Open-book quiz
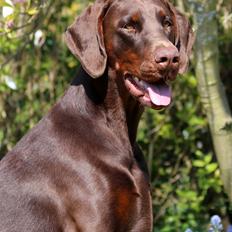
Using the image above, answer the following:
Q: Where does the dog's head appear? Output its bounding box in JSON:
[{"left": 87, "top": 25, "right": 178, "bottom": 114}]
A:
[{"left": 65, "top": 0, "right": 194, "bottom": 109}]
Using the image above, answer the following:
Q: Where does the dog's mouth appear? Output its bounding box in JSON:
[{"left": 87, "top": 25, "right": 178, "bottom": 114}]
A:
[{"left": 124, "top": 73, "right": 172, "bottom": 109}]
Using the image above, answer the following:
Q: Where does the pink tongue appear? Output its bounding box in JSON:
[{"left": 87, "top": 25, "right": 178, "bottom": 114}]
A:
[{"left": 146, "top": 83, "right": 171, "bottom": 106}]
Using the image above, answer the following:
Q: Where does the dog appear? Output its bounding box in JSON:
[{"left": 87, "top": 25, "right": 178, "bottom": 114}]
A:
[{"left": 0, "top": 0, "right": 194, "bottom": 231}]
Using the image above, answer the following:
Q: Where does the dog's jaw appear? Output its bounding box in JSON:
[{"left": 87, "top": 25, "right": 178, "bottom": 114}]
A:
[{"left": 124, "top": 73, "right": 172, "bottom": 110}]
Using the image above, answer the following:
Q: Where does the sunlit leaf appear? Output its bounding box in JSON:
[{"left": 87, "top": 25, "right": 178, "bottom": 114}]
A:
[
  {"left": 27, "top": 7, "right": 38, "bottom": 15},
  {"left": 206, "top": 163, "right": 218, "bottom": 174},
  {"left": 193, "top": 160, "right": 205, "bottom": 168}
]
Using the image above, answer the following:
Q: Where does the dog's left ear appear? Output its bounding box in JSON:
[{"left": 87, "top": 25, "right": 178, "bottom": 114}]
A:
[
  {"left": 65, "top": 0, "right": 111, "bottom": 78},
  {"left": 163, "top": 0, "right": 194, "bottom": 74},
  {"left": 175, "top": 11, "right": 195, "bottom": 74}
]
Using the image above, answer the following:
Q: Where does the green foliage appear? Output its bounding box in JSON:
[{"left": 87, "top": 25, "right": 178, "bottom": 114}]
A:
[
  {"left": 1, "top": 0, "right": 232, "bottom": 231},
  {"left": 0, "top": 0, "right": 83, "bottom": 154},
  {"left": 138, "top": 73, "right": 226, "bottom": 231}
]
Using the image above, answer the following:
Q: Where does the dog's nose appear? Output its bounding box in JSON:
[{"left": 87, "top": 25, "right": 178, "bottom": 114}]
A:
[{"left": 155, "top": 47, "right": 179, "bottom": 69}]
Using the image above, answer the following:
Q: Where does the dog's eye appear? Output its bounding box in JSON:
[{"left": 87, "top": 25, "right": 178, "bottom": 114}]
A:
[{"left": 163, "top": 16, "right": 173, "bottom": 28}]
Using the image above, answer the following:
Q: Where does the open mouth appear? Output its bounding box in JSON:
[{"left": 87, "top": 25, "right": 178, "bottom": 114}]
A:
[{"left": 124, "top": 73, "right": 172, "bottom": 109}]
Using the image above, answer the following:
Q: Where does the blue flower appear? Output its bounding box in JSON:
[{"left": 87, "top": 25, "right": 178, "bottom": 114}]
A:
[
  {"left": 211, "top": 215, "right": 222, "bottom": 226},
  {"left": 185, "top": 229, "right": 193, "bottom": 232},
  {"left": 209, "top": 215, "right": 223, "bottom": 232}
]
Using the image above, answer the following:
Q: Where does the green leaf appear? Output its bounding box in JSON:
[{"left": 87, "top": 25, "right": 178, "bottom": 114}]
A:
[
  {"left": 204, "top": 154, "right": 212, "bottom": 164},
  {"left": 206, "top": 163, "right": 218, "bottom": 174},
  {"left": 0, "top": 1, "right": 13, "bottom": 7},
  {"left": 27, "top": 7, "right": 38, "bottom": 15},
  {"left": 195, "top": 150, "right": 204, "bottom": 157},
  {"left": 193, "top": 160, "right": 205, "bottom": 168}
]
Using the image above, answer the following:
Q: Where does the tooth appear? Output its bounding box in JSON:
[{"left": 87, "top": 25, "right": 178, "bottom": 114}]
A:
[
  {"left": 140, "top": 80, "right": 149, "bottom": 88},
  {"left": 134, "top": 77, "right": 139, "bottom": 82}
]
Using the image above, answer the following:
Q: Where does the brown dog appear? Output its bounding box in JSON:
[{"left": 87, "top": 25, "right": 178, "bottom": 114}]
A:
[{"left": 0, "top": 0, "right": 194, "bottom": 231}]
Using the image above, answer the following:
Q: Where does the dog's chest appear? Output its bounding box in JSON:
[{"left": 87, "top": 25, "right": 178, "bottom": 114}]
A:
[{"left": 62, "top": 157, "right": 152, "bottom": 232}]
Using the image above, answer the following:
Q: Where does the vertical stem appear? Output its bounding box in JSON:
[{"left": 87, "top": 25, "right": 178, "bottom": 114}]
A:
[{"left": 189, "top": 0, "right": 232, "bottom": 200}]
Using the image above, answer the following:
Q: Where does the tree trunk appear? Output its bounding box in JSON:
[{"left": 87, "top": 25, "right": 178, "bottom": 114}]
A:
[{"left": 190, "top": 0, "right": 232, "bottom": 200}]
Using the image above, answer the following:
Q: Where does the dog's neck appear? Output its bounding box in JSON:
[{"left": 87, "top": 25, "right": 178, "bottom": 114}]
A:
[
  {"left": 103, "top": 68, "right": 144, "bottom": 145},
  {"left": 70, "top": 66, "right": 144, "bottom": 145}
]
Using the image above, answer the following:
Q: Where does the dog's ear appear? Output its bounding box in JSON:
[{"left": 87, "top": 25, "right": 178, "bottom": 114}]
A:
[
  {"left": 65, "top": 1, "right": 110, "bottom": 78},
  {"left": 163, "top": 1, "right": 194, "bottom": 74},
  {"left": 175, "top": 11, "right": 195, "bottom": 74}
]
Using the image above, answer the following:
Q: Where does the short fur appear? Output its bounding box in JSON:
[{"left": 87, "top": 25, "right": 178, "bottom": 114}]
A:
[{"left": 0, "top": 0, "right": 194, "bottom": 231}]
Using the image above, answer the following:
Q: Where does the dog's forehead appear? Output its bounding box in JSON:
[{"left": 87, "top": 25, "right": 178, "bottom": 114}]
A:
[{"left": 109, "top": 0, "right": 171, "bottom": 16}]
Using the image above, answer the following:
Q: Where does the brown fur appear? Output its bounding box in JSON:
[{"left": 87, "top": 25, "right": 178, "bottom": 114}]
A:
[{"left": 0, "top": 0, "right": 194, "bottom": 231}]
